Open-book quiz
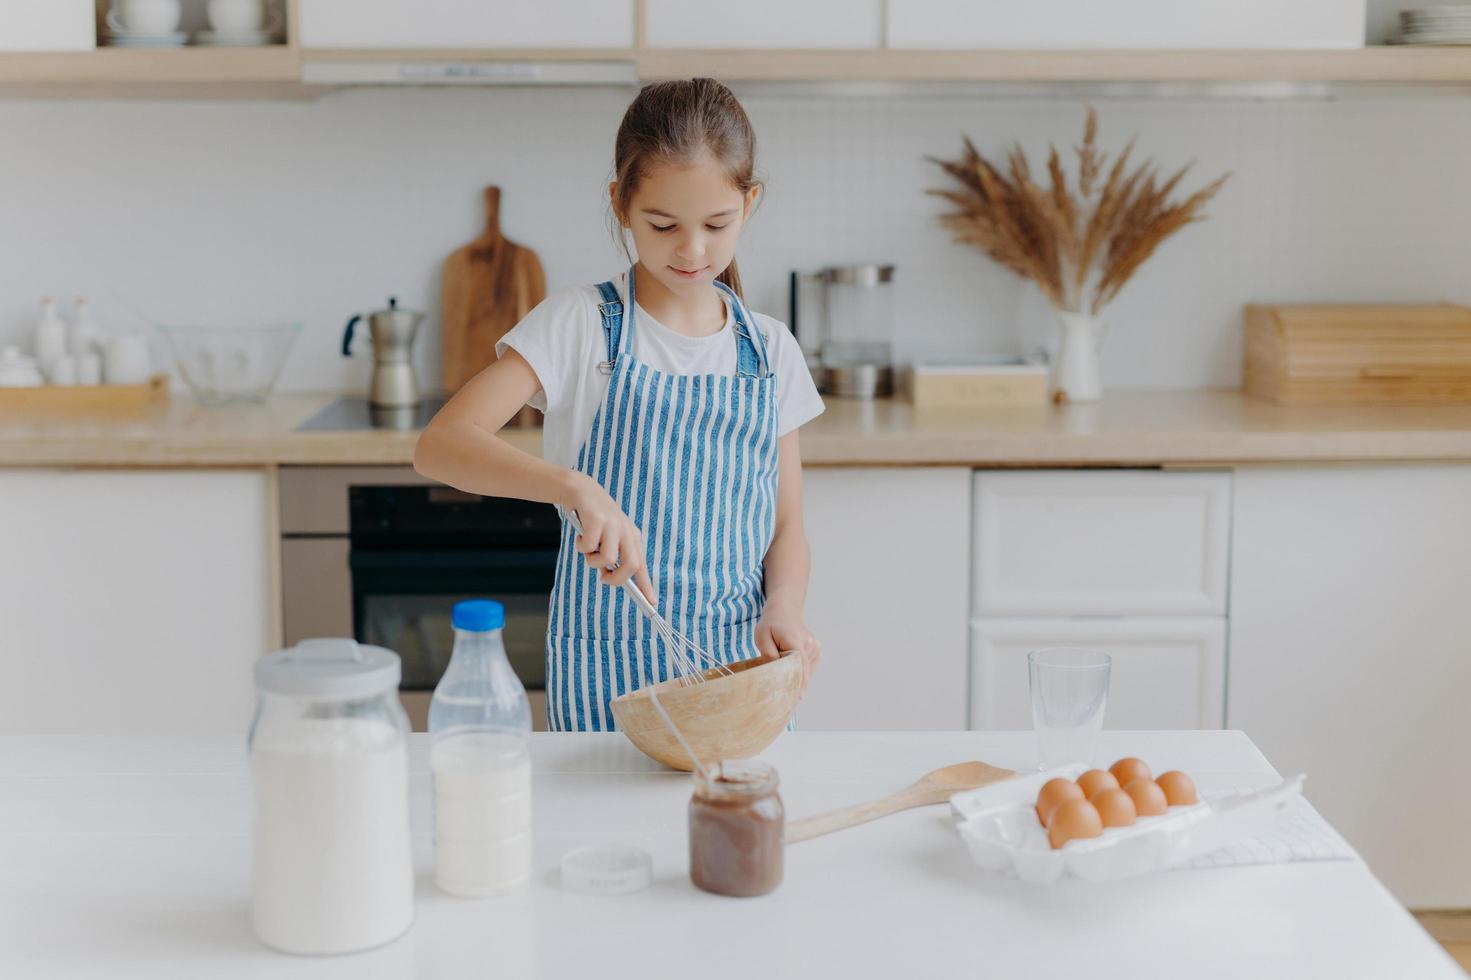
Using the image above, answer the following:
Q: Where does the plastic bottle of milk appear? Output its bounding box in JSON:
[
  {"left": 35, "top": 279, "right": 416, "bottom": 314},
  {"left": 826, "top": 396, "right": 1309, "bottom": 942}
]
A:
[{"left": 428, "top": 599, "right": 533, "bottom": 897}]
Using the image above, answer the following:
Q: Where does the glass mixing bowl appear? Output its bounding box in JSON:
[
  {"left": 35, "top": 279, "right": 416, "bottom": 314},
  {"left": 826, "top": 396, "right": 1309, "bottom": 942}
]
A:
[{"left": 158, "top": 322, "right": 300, "bottom": 405}]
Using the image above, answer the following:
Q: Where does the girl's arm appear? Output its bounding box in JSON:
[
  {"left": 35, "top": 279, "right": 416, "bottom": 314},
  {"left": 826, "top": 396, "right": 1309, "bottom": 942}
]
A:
[
  {"left": 754, "top": 430, "right": 822, "bottom": 695},
  {"left": 413, "top": 350, "right": 656, "bottom": 600}
]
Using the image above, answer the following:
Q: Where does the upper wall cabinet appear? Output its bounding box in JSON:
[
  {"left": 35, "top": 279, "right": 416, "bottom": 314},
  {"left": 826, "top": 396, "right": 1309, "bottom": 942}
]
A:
[
  {"left": 644, "top": 0, "right": 883, "bottom": 49},
  {"left": 299, "top": 0, "right": 636, "bottom": 49},
  {"left": 884, "top": 0, "right": 1366, "bottom": 50}
]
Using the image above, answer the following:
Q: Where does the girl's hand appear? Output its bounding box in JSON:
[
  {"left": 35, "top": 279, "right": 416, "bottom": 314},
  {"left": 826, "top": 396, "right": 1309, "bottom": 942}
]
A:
[
  {"left": 565, "top": 473, "right": 657, "bottom": 603},
  {"left": 754, "top": 608, "right": 821, "bottom": 700}
]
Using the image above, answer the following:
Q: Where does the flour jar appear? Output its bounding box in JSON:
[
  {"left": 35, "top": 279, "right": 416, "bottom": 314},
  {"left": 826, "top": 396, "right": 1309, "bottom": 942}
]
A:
[{"left": 248, "top": 638, "right": 414, "bottom": 955}]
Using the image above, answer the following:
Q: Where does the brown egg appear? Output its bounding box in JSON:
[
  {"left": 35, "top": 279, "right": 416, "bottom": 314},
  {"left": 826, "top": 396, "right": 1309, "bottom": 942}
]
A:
[
  {"left": 1110, "top": 757, "right": 1153, "bottom": 785},
  {"left": 1122, "top": 778, "right": 1169, "bottom": 816},
  {"left": 1091, "top": 787, "right": 1137, "bottom": 828},
  {"left": 1047, "top": 798, "right": 1104, "bottom": 849},
  {"left": 1035, "top": 778, "right": 1085, "bottom": 827},
  {"left": 1076, "top": 769, "right": 1120, "bottom": 800},
  {"left": 1156, "top": 770, "right": 1199, "bottom": 806}
]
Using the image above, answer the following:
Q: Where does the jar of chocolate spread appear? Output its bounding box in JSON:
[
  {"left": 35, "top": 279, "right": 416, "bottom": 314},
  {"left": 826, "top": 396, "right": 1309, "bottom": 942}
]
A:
[{"left": 688, "top": 759, "right": 784, "bottom": 897}]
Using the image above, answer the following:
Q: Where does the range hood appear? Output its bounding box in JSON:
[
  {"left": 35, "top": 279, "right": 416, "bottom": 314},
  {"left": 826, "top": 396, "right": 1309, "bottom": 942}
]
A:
[{"left": 301, "top": 58, "right": 637, "bottom": 86}]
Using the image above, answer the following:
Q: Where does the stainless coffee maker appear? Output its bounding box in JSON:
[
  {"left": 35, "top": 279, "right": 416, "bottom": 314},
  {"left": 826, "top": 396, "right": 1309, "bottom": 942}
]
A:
[
  {"left": 788, "top": 263, "right": 895, "bottom": 398},
  {"left": 342, "top": 297, "right": 425, "bottom": 425}
]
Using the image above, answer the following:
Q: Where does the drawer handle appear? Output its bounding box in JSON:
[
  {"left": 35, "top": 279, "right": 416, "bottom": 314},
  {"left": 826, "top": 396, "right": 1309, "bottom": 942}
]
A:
[{"left": 1359, "top": 364, "right": 1471, "bottom": 381}]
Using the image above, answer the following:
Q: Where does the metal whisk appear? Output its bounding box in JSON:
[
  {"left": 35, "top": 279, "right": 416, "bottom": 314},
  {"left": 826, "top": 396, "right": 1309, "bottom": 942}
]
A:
[
  {"left": 567, "top": 510, "right": 732, "bottom": 778},
  {"left": 567, "top": 510, "right": 734, "bottom": 687}
]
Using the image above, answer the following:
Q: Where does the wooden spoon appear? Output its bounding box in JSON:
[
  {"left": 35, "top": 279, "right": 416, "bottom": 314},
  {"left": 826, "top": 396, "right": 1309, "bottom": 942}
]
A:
[{"left": 783, "top": 761, "right": 1015, "bottom": 844}]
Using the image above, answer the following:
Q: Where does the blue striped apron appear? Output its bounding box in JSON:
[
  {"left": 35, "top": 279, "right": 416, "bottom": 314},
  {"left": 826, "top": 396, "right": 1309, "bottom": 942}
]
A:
[{"left": 545, "top": 266, "right": 779, "bottom": 732}]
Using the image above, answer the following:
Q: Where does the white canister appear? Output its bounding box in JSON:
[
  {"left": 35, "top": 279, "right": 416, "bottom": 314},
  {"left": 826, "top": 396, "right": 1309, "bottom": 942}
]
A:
[
  {"left": 48, "top": 354, "right": 78, "bottom": 386},
  {"left": 103, "top": 335, "right": 151, "bottom": 385},
  {"left": 77, "top": 353, "right": 103, "bottom": 386},
  {"left": 249, "top": 639, "right": 415, "bottom": 956}
]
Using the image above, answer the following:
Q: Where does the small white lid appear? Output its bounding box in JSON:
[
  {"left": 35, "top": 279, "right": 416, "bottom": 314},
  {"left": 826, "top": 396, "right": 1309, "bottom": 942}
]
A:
[
  {"left": 561, "top": 845, "right": 652, "bottom": 895},
  {"left": 255, "top": 637, "right": 401, "bottom": 700}
]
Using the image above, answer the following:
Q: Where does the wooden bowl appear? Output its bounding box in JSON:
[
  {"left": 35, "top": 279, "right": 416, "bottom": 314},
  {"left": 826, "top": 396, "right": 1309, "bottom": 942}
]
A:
[{"left": 610, "top": 652, "right": 803, "bottom": 771}]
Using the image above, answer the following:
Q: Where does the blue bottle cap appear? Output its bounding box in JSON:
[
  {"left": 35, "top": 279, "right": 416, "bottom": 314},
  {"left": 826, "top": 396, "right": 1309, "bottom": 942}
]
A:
[{"left": 452, "top": 598, "right": 505, "bottom": 632}]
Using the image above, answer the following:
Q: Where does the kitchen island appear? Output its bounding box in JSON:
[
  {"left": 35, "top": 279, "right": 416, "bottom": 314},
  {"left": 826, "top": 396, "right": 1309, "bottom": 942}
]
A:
[{"left": 0, "top": 729, "right": 1458, "bottom": 979}]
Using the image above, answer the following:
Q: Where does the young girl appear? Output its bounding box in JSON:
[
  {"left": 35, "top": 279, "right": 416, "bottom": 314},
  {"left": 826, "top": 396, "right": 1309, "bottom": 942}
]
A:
[{"left": 414, "top": 78, "right": 825, "bottom": 732}]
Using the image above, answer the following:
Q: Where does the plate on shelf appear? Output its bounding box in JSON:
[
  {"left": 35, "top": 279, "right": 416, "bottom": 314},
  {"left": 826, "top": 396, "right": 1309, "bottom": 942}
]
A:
[
  {"left": 193, "top": 29, "right": 281, "bottom": 46},
  {"left": 102, "top": 31, "right": 190, "bottom": 47}
]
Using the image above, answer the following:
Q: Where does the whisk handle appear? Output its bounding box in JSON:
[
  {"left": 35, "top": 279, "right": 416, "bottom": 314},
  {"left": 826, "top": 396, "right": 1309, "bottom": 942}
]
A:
[{"left": 568, "top": 509, "right": 659, "bottom": 616}]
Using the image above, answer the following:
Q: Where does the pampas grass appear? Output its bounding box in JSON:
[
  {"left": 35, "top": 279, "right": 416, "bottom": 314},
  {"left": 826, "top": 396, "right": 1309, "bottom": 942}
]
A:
[{"left": 927, "top": 109, "right": 1230, "bottom": 316}]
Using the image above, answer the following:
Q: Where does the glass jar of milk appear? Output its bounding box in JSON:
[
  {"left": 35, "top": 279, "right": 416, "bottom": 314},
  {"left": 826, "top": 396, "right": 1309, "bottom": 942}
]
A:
[
  {"left": 428, "top": 599, "right": 533, "bottom": 897},
  {"left": 248, "top": 638, "right": 414, "bottom": 955}
]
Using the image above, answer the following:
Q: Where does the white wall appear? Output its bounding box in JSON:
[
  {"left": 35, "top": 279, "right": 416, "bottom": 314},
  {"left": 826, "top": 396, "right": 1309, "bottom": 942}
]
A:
[{"left": 3, "top": 80, "right": 1470, "bottom": 392}]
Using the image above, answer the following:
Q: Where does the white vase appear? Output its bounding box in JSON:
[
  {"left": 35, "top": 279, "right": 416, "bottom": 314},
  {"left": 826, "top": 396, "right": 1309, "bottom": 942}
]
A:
[{"left": 1050, "top": 311, "right": 1106, "bottom": 403}]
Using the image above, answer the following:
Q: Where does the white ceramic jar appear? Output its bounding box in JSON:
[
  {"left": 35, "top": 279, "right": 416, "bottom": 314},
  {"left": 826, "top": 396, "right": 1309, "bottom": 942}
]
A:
[{"left": 103, "top": 335, "right": 150, "bottom": 385}]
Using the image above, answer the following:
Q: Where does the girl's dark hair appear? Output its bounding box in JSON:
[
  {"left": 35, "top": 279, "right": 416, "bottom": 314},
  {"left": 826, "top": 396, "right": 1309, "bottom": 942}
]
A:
[{"left": 610, "top": 77, "right": 760, "bottom": 299}]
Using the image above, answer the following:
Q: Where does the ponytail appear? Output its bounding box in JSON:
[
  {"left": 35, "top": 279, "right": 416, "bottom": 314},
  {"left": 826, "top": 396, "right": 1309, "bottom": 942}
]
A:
[{"left": 716, "top": 259, "right": 744, "bottom": 301}]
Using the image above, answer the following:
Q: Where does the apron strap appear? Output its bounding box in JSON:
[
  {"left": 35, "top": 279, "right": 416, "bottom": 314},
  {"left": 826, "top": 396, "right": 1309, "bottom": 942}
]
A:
[
  {"left": 593, "top": 280, "right": 623, "bottom": 375},
  {"left": 598, "top": 272, "right": 769, "bottom": 380},
  {"left": 714, "top": 279, "right": 770, "bottom": 379}
]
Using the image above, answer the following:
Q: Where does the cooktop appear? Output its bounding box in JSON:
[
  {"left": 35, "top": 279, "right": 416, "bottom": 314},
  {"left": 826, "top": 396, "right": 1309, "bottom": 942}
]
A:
[{"left": 296, "top": 395, "right": 449, "bottom": 432}]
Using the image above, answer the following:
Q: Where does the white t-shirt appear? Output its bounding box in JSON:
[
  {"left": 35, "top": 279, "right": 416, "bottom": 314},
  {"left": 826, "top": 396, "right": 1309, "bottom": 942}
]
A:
[{"left": 497, "top": 272, "right": 826, "bottom": 471}]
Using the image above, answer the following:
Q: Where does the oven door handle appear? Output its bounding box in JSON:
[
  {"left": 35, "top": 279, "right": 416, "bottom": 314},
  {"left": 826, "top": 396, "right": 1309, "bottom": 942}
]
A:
[{"left": 348, "top": 549, "right": 557, "bottom": 572}]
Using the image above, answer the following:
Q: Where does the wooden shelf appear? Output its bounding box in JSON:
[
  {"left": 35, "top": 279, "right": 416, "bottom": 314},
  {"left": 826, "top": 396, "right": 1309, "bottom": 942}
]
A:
[
  {"left": 7, "top": 45, "right": 1471, "bottom": 98},
  {"left": 0, "top": 46, "right": 308, "bottom": 99}
]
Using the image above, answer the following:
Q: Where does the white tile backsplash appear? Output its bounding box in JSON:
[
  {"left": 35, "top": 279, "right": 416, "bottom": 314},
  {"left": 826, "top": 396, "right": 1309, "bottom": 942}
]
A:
[{"left": 2, "top": 82, "right": 1469, "bottom": 394}]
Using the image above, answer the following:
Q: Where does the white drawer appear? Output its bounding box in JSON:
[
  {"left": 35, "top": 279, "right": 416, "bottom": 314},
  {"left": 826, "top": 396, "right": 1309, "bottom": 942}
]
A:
[
  {"left": 973, "top": 470, "right": 1231, "bottom": 617},
  {"left": 299, "top": 0, "right": 635, "bottom": 48},
  {"left": 969, "top": 618, "right": 1226, "bottom": 732}
]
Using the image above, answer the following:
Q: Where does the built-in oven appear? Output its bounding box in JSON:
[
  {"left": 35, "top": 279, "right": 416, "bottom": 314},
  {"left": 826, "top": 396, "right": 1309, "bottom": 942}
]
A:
[{"left": 279, "top": 466, "right": 560, "bottom": 731}]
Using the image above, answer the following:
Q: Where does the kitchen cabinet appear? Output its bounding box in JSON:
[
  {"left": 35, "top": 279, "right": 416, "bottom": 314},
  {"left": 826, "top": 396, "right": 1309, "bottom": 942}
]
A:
[
  {"left": 970, "top": 618, "right": 1226, "bottom": 731},
  {"left": 883, "top": 0, "right": 1365, "bottom": 50},
  {"left": 970, "top": 469, "right": 1231, "bottom": 733},
  {"left": 644, "top": 0, "right": 884, "bottom": 49},
  {"left": 298, "top": 0, "right": 636, "bottom": 49},
  {"left": 0, "top": 469, "right": 273, "bottom": 735},
  {"left": 1228, "top": 464, "right": 1471, "bottom": 907},
  {"left": 798, "top": 467, "right": 970, "bottom": 730}
]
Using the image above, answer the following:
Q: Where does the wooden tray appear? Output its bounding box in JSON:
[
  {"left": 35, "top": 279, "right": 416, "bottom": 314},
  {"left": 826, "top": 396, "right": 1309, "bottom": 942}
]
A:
[{"left": 0, "top": 374, "right": 168, "bottom": 412}]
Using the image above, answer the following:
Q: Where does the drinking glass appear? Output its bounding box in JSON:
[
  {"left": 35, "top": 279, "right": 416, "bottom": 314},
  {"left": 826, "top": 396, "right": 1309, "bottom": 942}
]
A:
[{"left": 1028, "top": 647, "right": 1111, "bottom": 770}]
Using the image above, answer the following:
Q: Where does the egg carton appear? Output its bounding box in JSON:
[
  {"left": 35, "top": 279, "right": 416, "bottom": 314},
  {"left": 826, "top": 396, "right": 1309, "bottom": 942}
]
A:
[{"left": 950, "top": 765, "right": 1305, "bottom": 884}]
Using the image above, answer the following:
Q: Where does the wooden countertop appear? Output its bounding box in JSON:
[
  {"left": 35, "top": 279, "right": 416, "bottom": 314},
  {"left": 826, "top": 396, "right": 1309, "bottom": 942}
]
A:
[{"left": 3, "top": 389, "right": 1471, "bottom": 468}]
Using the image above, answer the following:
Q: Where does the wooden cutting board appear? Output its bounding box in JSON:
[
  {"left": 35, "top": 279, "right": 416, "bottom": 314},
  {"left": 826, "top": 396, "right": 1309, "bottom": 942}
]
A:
[{"left": 441, "top": 186, "right": 547, "bottom": 407}]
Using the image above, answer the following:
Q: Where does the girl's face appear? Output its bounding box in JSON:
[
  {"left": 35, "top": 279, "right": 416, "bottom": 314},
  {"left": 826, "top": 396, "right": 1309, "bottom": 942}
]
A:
[{"left": 613, "top": 149, "right": 759, "bottom": 298}]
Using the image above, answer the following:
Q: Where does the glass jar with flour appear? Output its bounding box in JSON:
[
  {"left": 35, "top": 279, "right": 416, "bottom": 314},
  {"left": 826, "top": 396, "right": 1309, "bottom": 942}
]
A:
[{"left": 248, "top": 638, "right": 414, "bottom": 955}]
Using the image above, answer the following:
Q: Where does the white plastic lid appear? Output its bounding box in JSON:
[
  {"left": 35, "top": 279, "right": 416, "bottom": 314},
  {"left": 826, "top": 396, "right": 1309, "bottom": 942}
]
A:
[
  {"left": 561, "top": 845, "right": 653, "bottom": 895},
  {"left": 255, "top": 638, "right": 401, "bottom": 700}
]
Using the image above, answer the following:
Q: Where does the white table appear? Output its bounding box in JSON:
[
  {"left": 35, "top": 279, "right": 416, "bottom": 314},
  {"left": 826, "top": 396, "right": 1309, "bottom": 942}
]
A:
[{"left": 0, "top": 731, "right": 1459, "bottom": 979}]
